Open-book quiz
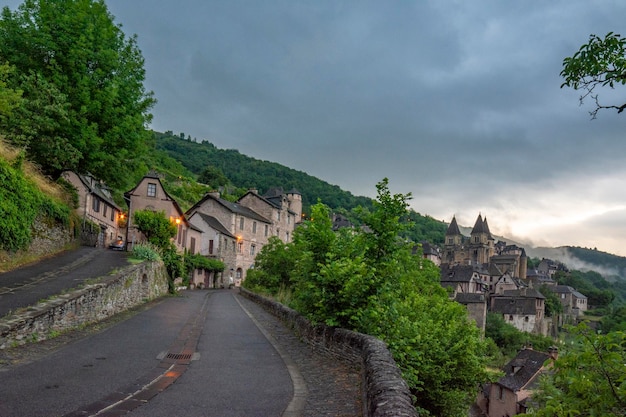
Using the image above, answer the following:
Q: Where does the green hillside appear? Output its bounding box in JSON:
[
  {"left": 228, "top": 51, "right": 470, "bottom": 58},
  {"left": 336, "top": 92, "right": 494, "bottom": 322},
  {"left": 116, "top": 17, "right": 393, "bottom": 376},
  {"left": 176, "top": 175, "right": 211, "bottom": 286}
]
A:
[{"left": 153, "top": 131, "right": 448, "bottom": 245}]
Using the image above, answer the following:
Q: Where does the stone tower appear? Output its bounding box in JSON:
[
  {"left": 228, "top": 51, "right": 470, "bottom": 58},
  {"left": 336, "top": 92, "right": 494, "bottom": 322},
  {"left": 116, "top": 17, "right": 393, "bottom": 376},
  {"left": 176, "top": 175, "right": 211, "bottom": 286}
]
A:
[
  {"left": 469, "top": 214, "right": 494, "bottom": 265},
  {"left": 286, "top": 188, "right": 303, "bottom": 224}
]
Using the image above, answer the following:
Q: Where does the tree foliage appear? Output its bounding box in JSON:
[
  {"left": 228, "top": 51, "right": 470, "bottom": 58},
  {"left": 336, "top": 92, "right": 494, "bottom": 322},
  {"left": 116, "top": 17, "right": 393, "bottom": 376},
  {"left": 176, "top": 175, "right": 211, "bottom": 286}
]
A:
[
  {"left": 133, "top": 209, "right": 177, "bottom": 248},
  {"left": 561, "top": 32, "right": 626, "bottom": 118},
  {"left": 0, "top": 0, "right": 155, "bottom": 189},
  {"left": 246, "top": 179, "right": 488, "bottom": 417},
  {"left": 524, "top": 324, "right": 626, "bottom": 416}
]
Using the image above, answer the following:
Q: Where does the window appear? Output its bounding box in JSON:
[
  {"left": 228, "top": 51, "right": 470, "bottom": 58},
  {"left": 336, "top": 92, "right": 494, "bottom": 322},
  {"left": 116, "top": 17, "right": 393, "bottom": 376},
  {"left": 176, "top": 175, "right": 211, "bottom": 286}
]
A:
[
  {"left": 288, "top": 215, "right": 291, "bottom": 225},
  {"left": 92, "top": 197, "right": 100, "bottom": 212},
  {"left": 264, "top": 225, "right": 268, "bottom": 237},
  {"left": 147, "top": 183, "right": 157, "bottom": 197},
  {"left": 250, "top": 244, "right": 256, "bottom": 256},
  {"left": 524, "top": 316, "right": 529, "bottom": 322},
  {"left": 277, "top": 211, "right": 281, "bottom": 221},
  {"left": 238, "top": 242, "right": 243, "bottom": 253},
  {"left": 286, "top": 232, "right": 289, "bottom": 241},
  {"left": 209, "top": 240, "right": 214, "bottom": 254},
  {"left": 508, "top": 315, "right": 514, "bottom": 321},
  {"left": 252, "top": 221, "right": 257, "bottom": 234},
  {"left": 110, "top": 209, "right": 114, "bottom": 221},
  {"left": 103, "top": 205, "right": 108, "bottom": 217},
  {"left": 239, "top": 217, "right": 244, "bottom": 230},
  {"left": 190, "top": 237, "right": 196, "bottom": 255}
]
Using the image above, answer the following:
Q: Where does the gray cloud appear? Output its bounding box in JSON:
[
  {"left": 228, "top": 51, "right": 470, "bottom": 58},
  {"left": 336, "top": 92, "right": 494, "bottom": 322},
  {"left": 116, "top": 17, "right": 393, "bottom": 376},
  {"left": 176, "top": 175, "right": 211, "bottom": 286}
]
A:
[{"left": 4, "top": 0, "right": 626, "bottom": 254}]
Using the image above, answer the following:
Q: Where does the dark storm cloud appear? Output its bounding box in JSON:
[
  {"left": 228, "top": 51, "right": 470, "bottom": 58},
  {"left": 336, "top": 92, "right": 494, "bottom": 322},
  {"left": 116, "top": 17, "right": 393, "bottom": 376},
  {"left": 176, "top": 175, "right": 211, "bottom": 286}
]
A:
[{"left": 4, "top": 0, "right": 626, "bottom": 253}]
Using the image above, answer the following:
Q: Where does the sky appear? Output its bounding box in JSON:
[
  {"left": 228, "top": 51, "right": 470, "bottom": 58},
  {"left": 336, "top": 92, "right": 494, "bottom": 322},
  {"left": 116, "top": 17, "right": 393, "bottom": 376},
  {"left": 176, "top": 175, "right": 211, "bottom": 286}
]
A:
[{"left": 5, "top": 1, "right": 626, "bottom": 256}]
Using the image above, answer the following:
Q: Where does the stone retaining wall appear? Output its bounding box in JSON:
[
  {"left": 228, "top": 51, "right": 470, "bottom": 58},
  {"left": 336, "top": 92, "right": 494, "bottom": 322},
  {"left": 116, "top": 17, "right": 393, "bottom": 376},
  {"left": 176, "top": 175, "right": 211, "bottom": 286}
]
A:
[
  {"left": 240, "top": 288, "right": 418, "bottom": 417},
  {"left": 0, "top": 261, "right": 169, "bottom": 349}
]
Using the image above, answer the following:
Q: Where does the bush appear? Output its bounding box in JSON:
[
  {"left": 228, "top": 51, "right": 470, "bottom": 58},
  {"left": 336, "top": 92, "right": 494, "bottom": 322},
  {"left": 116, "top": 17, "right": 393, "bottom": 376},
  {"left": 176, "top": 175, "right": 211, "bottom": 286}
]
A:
[{"left": 131, "top": 243, "right": 161, "bottom": 262}]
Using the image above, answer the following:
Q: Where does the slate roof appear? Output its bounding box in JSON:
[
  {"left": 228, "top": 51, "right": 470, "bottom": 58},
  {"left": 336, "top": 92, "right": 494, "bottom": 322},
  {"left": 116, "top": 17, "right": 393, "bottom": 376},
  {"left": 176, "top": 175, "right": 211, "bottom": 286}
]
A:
[
  {"left": 492, "top": 297, "right": 537, "bottom": 315},
  {"left": 445, "top": 216, "right": 461, "bottom": 236},
  {"left": 471, "top": 214, "right": 492, "bottom": 237},
  {"left": 455, "top": 293, "right": 486, "bottom": 304},
  {"left": 187, "top": 193, "right": 271, "bottom": 224},
  {"left": 553, "top": 285, "right": 587, "bottom": 299},
  {"left": 497, "top": 349, "right": 551, "bottom": 392},
  {"left": 440, "top": 265, "right": 478, "bottom": 283},
  {"left": 193, "top": 212, "right": 235, "bottom": 238},
  {"left": 69, "top": 171, "right": 121, "bottom": 211}
]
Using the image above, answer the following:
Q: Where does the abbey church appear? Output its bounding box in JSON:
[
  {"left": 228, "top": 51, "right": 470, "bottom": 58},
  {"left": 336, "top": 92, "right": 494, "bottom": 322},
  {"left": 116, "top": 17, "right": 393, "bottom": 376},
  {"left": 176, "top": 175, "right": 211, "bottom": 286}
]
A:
[{"left": 442, "top": 214, "right": 527, "bottom": 280}]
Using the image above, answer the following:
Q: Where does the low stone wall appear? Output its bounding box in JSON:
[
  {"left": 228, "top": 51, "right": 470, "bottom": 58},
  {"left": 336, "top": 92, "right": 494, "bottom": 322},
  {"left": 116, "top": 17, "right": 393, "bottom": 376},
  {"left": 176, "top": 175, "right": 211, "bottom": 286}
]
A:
[
  {"left": 0, "top": 217, "right": 74, "bottom": 272},
  {"left": 240, "top": 288, "right": 418, "bottom": 417},
  {"left": 0, "top": 261, "right": 169, "bottom": 349}
]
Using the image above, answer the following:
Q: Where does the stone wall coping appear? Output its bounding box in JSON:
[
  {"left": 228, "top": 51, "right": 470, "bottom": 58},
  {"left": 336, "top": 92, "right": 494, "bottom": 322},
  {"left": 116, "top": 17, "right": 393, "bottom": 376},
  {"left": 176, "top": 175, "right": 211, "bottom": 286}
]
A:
[{"left": 240, "top": 287, "right": 418, "bottom": 417}]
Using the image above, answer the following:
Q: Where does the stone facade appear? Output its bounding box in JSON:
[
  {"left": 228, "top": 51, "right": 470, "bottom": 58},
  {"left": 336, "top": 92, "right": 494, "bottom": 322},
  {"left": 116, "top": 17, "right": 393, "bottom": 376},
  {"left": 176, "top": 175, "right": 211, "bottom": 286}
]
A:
[
  {"left": 62, "top": 170, "right": 123, "bottom": 248},
  {"left": 186, "top": 188, "right": 301, "bottom": 284},
  {"left": 124, "top": 171, "right": 201, "bottom": 254}
]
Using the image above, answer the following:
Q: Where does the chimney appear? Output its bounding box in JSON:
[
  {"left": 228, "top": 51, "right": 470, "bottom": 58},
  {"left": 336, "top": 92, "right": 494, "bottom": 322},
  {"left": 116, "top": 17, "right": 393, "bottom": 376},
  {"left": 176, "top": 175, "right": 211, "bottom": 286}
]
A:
[
  {"left": 248, "top": 188, "right": 258, "bottom": 194},
  {"left": 207, "top": 191, "right": 220, "bottom": 199}
]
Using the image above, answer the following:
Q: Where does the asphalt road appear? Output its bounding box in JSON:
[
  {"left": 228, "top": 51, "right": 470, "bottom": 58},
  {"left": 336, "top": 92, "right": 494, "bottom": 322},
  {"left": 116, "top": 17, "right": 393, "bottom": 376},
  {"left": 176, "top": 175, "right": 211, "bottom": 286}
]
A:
[
  {"left": 0, "top": 247, "right": 130, "bottom": 317},
  {"left": 0, "top": 290, "right": 295, "bottom": 417}
]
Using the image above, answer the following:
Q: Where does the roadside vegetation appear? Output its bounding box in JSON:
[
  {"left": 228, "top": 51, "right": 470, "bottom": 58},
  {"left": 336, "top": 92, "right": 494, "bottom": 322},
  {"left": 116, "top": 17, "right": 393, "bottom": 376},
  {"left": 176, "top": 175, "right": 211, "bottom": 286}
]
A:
[{"left": 245, "top": 179, "right": 492, "bottom": 417}]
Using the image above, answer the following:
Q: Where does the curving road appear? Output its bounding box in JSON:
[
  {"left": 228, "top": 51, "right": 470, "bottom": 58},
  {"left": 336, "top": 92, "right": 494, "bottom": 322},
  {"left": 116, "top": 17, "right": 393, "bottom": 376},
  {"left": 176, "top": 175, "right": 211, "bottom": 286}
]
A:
[{"left": 0, "top": 249, "right": 361, "bottom": 416}]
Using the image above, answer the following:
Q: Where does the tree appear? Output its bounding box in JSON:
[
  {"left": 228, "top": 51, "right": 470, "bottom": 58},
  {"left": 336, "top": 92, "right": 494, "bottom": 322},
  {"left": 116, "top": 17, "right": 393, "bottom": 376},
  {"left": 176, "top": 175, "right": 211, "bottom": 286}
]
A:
[
  {"left": 254, "top": 179, "right": 489, "bottom": 416},
  {"left": 0, "top": 63, "right": 21, "bottom": 118},
  {"left": 561, "top": 32, "right": 626, "bottom": 118},
  {"left": 524, "top": 324, "right": 626, "bottom": 416},
  {"left": 133, "top": 209, "right": 177, "bottom": 248},
  {"left": 0, "top": 0, "right": 155, "bottom": 188}
]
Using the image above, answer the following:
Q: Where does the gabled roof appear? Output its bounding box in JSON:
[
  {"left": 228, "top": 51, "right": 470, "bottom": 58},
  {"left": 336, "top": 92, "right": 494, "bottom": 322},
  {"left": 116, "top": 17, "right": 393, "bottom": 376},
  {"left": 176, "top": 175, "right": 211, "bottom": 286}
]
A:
[
  {"left": 240, "top": 188, "right": 299, "bottom": 216},
  {"left": 187, "top": 193, "right": 271, "bottom": 224},
  {"left": 553, "top": 285, "right": 587, "bottom": 299},
  {"left": 440, "top": 264, "right": 480, "bottom": 283},
  {"left": 446, "top": 216, "right": 461, "bottom": 236},
  {"left": 492, "top": 297, "right": 538, "bottom": 315},
  {"left": 497, "top": 349, "right": 551, "bottom": 392},
  {"left": 124, "top": 172, "right": 188, "bottom": 225},
  {"left": 455, "top": 293, "right": 486, "bottom": 304},
  {"left": 191, "top": 212, "right": 235, "bottom": 238},
  {"left": 65, "top": 171, "right": 121, "bottom": 211}
]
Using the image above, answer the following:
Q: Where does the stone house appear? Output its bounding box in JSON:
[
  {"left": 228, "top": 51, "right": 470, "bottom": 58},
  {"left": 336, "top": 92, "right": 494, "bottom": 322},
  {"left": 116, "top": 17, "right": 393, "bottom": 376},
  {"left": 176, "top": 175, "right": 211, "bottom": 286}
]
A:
[
  {"left": 186, "top": 187, "right": 301, "bottom": 285},
  {"left": 553, "top": 285, "right": 588, "bottom": 316},
  {"left": 491, "top": 288, "right": 546, "bottom": 334},
  {"left": 61, "top": 170, "right": 123, "bottom": 247},
  {"left": 482, "top": 347, "right": 557, "bottom": 417},
  {"left": 187, "top": 211, "right": 237, "bottom": 288},
  {"left": 124, "top": 171, "right": 200, "bottom": 253},
  {"left": 439, "top": 264, "right": 488, "bottom": 331}
]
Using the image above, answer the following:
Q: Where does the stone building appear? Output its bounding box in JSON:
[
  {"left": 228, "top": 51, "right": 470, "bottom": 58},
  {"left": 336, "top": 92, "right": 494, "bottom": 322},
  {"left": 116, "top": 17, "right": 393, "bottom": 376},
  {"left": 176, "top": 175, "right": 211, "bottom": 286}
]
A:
[
  {"left": 124, "top": 171, "right": 201, "bottom": 253},
  {"left": 443, "top": 214, "right": 495, "bottom": 266},
  {"left": 61, "top": 170, "right": 123, "bottom": 247},
  {"left": 186, "top": 187, "right": 302, "bottom": 285}
]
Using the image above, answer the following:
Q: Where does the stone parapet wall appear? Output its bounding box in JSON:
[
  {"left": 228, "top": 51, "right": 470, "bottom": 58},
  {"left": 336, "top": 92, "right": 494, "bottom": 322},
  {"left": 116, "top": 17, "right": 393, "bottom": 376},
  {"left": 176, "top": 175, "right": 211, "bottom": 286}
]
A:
[
  {"left": 0, "top": 261, "right": 168, "bottom": 349},
  {"left": 240, "top": 288, "right": 418, "bottom": 417}
]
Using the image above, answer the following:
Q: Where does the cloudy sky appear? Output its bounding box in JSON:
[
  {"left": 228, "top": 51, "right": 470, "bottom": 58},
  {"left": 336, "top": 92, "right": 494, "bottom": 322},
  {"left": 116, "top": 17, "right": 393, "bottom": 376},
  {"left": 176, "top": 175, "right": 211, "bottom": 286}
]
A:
[{"left": 6, "top": 1, "right": 626, "bottom": 255}]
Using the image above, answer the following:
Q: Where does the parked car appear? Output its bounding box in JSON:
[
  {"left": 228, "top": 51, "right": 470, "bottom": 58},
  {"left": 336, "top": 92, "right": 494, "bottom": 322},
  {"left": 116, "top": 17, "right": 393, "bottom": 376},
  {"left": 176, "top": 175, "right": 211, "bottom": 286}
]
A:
[{"left": 109, "top": 237, "right": 125, "bottom": 250}]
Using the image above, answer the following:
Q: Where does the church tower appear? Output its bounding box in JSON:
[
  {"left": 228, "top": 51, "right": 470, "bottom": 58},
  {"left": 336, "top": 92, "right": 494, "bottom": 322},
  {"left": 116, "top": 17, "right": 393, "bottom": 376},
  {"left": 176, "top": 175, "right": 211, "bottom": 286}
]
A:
[
  {"left": 469, "top": 214, "right": 494, "bottom": 265},
  {"left": 444, "top": 216, "right": 463, "bottom": 264}
]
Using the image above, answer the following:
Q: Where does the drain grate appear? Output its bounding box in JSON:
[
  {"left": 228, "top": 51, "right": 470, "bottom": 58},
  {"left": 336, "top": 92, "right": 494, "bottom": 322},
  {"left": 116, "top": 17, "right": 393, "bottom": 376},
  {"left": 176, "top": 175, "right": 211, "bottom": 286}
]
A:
[{"left": 166, "top": 353, "right": 193, "bottom": 360}]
